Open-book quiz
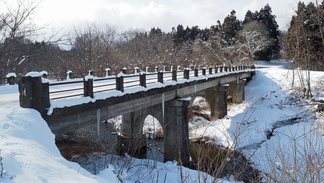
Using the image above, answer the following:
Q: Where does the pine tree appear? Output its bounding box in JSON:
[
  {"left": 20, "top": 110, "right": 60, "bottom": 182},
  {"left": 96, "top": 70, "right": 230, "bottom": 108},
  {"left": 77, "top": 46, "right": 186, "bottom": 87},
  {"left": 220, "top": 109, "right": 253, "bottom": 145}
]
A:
[
  {"left": 286, "top": 1, "right": 324, "bottom": 71},
  {"left": 222, "top": 10, "right": 242, "bottom": 44}
]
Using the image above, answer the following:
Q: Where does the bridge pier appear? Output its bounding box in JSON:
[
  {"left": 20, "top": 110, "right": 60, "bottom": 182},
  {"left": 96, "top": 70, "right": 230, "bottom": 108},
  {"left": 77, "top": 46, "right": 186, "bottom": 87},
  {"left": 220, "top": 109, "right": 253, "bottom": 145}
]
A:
[
  {"left": 205, "top": 85, "right": 228, "bottom": 120},
  {"left": 118, "top": 110, "right": 147, "bottom": 158},
  {"left": 229, "top": 80, "right": 246, "bottom": 103},
  {"left": 164, "top": 99, "right": 190, "bottom": 166}
]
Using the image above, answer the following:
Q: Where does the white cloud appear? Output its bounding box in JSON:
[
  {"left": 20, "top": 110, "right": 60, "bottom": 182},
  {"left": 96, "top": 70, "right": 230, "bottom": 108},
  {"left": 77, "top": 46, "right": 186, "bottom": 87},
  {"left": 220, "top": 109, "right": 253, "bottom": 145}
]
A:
[{"left": 33, "top": 0, "right": 318, "bottom": 38}]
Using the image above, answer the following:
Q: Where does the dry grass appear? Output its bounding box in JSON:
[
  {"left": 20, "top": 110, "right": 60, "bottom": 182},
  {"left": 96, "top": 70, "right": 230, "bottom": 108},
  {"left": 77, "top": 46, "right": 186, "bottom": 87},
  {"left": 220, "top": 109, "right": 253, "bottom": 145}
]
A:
[{"left": 189, "top": 141, "right": 261, "bottom": 182}]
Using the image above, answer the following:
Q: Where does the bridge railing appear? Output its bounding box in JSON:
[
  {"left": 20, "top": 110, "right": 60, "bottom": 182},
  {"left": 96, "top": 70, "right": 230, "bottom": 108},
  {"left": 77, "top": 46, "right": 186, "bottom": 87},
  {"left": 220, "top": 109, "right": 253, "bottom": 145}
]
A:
[
  {"left": 3, "top": 65, "right": 247, "bottom": 86},
  {"left": 17, "top": 65, "right": 255, "bottom": 101},
  {"left": 17, "top": 65, "right": 255, "bottom": 116},
  {"left": 63, "top": 65, "right": 253, "bottom": 99}
]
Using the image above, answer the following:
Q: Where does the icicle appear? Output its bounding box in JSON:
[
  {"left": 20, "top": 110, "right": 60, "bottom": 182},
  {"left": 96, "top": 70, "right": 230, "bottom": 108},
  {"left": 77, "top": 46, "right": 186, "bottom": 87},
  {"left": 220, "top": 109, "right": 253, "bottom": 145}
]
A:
[
  {"left": 97, "top": 109, "right": 101, "bottom": 140},
  {"left": 162, "top": 93, "right": 165, "bottom": 122}
]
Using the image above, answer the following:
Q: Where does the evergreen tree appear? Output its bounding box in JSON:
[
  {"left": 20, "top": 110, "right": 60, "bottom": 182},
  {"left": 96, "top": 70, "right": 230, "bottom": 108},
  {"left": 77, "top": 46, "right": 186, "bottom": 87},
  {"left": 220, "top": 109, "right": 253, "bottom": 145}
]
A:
[
  {"left": 222, "top": 10, "right": 242, "bottom": 44},
  {"left": 172, "top": 24, "right": 185, "bottom": 45},
  {"left": 286, "top": 1, "right": 324, "bottom": 71}
]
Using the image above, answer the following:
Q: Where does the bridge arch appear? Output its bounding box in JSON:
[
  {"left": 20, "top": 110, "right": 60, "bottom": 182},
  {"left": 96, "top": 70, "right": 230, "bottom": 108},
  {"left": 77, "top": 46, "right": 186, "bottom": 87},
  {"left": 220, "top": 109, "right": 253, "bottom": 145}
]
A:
[
  {"left": 189, "top": 96, "right": 211, "bottom": 121},
  {"left": 143, "top": 115, "right": 164, "bottom": 139},
  {"left": 119, "top": 103, "right": 165, "bottom": 158},
  {"left": 185, "top": 85, "right": 228, "bottom": 120}
]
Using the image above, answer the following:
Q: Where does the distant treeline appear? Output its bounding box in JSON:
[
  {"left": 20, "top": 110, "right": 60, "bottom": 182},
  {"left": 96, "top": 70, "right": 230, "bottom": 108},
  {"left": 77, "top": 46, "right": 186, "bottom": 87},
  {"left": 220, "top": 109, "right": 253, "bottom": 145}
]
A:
[{"left": 1, "top": 2, "right": 323, "bottom": 80}]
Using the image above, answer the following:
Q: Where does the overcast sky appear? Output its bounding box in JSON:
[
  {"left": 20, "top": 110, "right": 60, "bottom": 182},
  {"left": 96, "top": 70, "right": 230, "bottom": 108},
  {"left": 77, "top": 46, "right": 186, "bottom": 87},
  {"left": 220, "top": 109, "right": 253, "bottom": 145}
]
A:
[{"left": 32, "top": 0, "right": 316, "bottom": 37}]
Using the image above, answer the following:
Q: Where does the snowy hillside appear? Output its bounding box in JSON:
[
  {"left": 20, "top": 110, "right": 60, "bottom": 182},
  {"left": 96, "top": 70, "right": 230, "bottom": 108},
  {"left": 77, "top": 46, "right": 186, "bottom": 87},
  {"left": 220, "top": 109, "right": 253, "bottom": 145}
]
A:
[{"left": 1, "top": 60, "right": 324, "bottom": 182}]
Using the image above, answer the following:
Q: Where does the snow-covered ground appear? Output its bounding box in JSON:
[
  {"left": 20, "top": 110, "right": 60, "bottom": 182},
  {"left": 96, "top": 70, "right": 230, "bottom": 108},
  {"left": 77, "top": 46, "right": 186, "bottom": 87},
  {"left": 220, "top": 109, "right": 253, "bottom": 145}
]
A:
[
  {"left": 188, "top": 60, "right": 324, "bottom": 182},
  {"left": 1, "top": 60, "right": 324, "bottom": 182}
]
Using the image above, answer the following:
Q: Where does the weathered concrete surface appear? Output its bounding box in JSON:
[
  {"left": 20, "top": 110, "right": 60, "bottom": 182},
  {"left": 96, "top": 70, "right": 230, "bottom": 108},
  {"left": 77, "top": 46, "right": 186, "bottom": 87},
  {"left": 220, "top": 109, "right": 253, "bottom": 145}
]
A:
[
  {"left": 18, "top": 76, "right": 49, "bottom": 116},
  {"left": 205, "top": 85, "right": 228, "bottom": 120},
  {"left": 163, "top": 99, "right": 190, "bottom": 166},
  {"left": 229, "top": 80, "right": 246, "bottom": 104}
]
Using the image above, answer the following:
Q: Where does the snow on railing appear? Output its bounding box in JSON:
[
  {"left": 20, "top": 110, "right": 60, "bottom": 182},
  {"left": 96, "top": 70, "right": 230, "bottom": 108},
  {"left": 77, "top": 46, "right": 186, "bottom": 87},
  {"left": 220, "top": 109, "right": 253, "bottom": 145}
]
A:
[
  {"left": 11, "top": 65, "right": 255, "bottom": 100},
  {"left": 45, "top": 65, "right": 254, "bottom": 100}
]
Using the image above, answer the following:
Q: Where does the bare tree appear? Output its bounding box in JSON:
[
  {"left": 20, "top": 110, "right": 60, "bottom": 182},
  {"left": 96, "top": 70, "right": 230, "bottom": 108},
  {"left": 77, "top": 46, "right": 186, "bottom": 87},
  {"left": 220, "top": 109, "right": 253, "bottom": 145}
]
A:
[
  {"left": 284, "top": 1, "right": 324, "bottom": 98},
  {"left": 235, "top": 21, "right": 274, "bottom": 65},
  {"left": 0, "top": 0, "right": 41, "bottom": 79},
  {"left": 0, "top": 0, "right": 40, "bottom": 40},
  {"left": 68, "top": 23, "right": 117, "bottom": 75}
]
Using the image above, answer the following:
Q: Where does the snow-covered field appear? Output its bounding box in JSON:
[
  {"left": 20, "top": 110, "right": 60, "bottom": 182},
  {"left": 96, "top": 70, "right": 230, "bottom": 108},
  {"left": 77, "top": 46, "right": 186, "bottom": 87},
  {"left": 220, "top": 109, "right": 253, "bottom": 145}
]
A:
[{"left": 1, "top": 60, "right": 324, "bottom": 182}]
